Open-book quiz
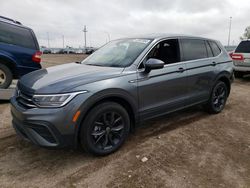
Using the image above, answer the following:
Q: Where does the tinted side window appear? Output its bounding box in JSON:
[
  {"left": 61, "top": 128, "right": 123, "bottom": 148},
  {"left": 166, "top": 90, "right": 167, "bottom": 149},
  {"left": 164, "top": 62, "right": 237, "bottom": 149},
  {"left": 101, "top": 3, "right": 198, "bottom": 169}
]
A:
[
  {"left": 139, "top": 39, "right": 180, "bottom": 69},
  {"left": 235, "top": 41, "right": 250, "bottom": 53},
  {"left": 205, "top": 41, "right": 213, "bottom": 57},
  {"left": 181, "top": 39, "right": 207, "bottom": 61},
  {"left": 0, "top": 21, "right": 37, "bottom": 50},
  {"left": 208, "top": 41, "right": 221, "bottom": 56}
]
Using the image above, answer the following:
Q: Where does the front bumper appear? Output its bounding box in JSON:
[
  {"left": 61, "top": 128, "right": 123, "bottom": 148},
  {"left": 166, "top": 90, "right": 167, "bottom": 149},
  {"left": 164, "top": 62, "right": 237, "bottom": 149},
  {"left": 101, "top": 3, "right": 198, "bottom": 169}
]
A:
[{"left": 10, "top": 94, "right": 85, "bottom": 148}]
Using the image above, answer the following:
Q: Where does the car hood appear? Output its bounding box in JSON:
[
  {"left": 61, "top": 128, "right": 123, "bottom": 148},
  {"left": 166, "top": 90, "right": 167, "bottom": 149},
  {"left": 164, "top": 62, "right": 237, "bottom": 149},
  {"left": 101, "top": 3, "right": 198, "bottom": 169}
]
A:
[{"left": 18, "top": 63, "right": 124, "bottom": 94}]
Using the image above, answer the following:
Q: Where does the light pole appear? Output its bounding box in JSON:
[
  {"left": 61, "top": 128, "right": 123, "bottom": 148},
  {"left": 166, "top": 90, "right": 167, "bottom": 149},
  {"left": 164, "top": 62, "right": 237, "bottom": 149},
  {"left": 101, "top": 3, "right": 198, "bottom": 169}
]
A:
[
  {"left": 47, "top": 32, "right": 50, "bottom": 49},
  {"left": 83, "top": 25, "right": 87, "bottom": 50},
  {"left": 227, "top": 17, "right": 232, "bottom": 46},
  {"left": 62, "top": 35, "right": 64, "bottom": 49},
  {"left": 104, "top": 32, "right": 111, "bottom": 43}
]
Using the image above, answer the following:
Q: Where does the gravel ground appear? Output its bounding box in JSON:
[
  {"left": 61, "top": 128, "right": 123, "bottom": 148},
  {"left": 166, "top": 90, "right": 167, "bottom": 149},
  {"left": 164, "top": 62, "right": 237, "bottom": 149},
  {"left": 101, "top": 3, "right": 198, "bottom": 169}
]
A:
[{"left": 0, "top": 54, "right": 250, "bottom": 188}]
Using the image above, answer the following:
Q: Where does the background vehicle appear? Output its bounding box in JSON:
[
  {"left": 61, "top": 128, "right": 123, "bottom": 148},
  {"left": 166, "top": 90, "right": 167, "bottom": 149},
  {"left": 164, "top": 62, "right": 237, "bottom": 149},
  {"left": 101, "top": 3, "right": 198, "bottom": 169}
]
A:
[
  {"left": 85, "top": 47, "right": 95, "bottom": 54},
  {"left": 231, "top": 40, "right": 250, "bottom": 78},
  {"left": 56, "top": 49, "right": 75, "bottom": 54},
  {"left": 11, "top": 35, "right": 233, "bottom": 156},
  {"left": 0, "top": 16, "right": 42, "bottom": 89},
  {"left": 42, "top": 49, "right": 52, "bottom": 54}
]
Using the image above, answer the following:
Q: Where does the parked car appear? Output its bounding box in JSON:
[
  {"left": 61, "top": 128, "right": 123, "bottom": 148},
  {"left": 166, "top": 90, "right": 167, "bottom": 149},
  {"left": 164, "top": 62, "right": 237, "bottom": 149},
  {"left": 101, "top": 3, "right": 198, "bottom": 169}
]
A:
[
  {"left": 42, "top": 49, "right": 52, "bottom": 54},
  {"left": 57, "top": 49, "right": 75, "bottom": 54},
  {"left": 11, "top": 34, "right": 234, "bottom": 155},
  {"left": 0, "top": 16, "right": 42, "bottom": 89},
  {"left": 85, "top": 48, "right": 95, "bottom": 54},
  {"left": 231, "top": 40, "right": 250, "bottom": 78},
  {"left": 57, "top": 49, "right": 67, "bottom": 54}
]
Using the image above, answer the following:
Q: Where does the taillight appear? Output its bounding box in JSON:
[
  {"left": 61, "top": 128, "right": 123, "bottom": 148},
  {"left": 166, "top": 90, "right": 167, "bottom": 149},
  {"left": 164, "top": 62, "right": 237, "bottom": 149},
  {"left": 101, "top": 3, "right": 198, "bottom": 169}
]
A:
[
  {"left": 32, "top": 51, "right": 42, "bottom": 63},
  {"left": 231, "top": 53, "right": 244, "bottom": 61},
  {"left": 229, "top": 52, "right": 233, "bottom": 58}
]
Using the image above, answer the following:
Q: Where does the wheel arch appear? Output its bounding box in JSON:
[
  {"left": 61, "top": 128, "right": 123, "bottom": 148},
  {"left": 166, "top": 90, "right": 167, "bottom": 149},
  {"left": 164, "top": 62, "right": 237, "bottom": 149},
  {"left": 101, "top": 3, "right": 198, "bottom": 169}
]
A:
[
  {"left": 74, "top": 90, "right": 138, "bottom": 147},
  {"left": 214, "top": 71, "right": 232, "bottom": 97},
  {"left": 0, "top": 55, "right": 18, "bottom": 78}
]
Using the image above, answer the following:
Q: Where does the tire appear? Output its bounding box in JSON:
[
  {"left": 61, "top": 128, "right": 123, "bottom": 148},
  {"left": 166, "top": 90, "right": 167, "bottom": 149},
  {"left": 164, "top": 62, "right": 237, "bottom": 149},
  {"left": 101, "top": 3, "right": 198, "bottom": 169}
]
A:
[
  {"left": 80, "top": 102, "right": 130, "bottom": 156},
  {"left": 205, "top": 81, "right": 228, "bottom": 114},
  {"left": 234, "top": 71, "right": 244, "bottom": 78},
  {"left": 0, "top": 63, "right": 12, "bottom": 89}
]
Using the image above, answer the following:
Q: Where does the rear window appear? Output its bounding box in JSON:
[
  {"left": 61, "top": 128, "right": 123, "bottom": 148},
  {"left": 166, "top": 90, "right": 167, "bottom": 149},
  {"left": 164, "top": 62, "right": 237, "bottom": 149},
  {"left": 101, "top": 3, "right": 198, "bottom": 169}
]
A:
[
  {"left": 208, "top": 41, "right": 221, "bottom": 56},
  {"left": 0, "top": 21, "right": 37, "bottom": 50},
  {"left": 235, "top": 41, "right": 250, "bottom": 53},
  {"left": 181, "top": 39, "right": 207, "bottom": 61}
]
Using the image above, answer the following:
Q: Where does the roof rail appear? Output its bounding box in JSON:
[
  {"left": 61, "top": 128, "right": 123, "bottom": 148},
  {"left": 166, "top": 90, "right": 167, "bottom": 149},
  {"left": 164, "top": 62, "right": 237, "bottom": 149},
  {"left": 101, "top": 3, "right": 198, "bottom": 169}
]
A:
[{"left": 0, "top": 16, "right": 22, "bottom": 25}]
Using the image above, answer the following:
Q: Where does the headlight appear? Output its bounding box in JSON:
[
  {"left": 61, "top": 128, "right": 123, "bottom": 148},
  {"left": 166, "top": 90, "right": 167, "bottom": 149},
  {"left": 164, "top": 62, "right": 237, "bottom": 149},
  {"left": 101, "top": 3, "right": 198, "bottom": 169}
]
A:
[{"left": 32, "top": 91, "right": 88, "bottom": 108}]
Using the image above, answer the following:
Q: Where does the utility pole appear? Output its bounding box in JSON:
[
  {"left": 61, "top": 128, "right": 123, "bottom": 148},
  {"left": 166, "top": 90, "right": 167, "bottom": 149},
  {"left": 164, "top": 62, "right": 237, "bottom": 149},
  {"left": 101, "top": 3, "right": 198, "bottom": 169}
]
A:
[
  {"left": 83, "top": 25, "right": 87, "bottom": 50},
  {"left": 62, "top": 35, "right": 64, "bottom": 49},
  {"left": 227, "top": 17, "right": 232, "bottom": 46},
  {"left": 47, "top": 32, "right": 50, "bottom": 48},
  {"left": 104, "top": 32, "right": 111, "bottom": 43}
]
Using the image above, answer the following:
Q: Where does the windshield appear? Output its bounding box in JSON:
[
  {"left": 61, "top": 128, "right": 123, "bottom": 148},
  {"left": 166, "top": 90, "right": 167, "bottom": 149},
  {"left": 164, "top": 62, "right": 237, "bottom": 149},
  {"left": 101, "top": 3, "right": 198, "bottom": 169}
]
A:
[{"left": 82, "top": 38, "right": 152, "bottom": 67}]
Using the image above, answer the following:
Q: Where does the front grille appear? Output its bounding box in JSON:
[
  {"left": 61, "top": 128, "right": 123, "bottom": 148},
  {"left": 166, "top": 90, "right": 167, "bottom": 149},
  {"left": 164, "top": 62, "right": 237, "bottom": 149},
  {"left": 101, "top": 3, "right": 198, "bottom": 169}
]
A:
[
  {"left": 29, "top": 125, "right": 57, "bottom": 144},
  {"left": 16, "top": 91, "right": 37, "bottom": 109}
]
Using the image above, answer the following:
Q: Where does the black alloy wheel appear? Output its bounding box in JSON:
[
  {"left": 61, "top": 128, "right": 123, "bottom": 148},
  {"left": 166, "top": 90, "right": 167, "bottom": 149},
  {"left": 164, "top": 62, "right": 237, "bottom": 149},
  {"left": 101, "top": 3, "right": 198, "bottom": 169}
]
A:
[
  {"left": 212, "top": 83, "right": 227, "bottom": 112},
  {"left": 206, "top": 81, "right": 228, "bottom": 114},
  {"left": 80, "top": 102, "right": 130, "bottom": 155},
  {"left": 91, "top": 111, "right": 125, "bottom": 150}
]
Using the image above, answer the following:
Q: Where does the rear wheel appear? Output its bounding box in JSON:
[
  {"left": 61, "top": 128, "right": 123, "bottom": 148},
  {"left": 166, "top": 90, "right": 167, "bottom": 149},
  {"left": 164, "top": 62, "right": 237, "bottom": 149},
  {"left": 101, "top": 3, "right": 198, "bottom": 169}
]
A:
[
  {"left": 205, "top": 81, "right": 228, "bottom": 114},
  {"left": 80, "top": 102, "right": 130, "bottom": 156},
  {"left": 0, "top": 64, "right": 12, "bottom": 89},
  {"left": 234, "top": 71, "right": 244, "bottom": 78}
]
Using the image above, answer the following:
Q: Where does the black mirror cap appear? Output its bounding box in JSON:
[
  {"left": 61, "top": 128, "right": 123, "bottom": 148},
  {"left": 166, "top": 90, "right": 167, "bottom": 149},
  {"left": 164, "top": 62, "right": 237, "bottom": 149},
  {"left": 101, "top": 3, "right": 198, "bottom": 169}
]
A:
[{"left": 144, "top": 58, "right": 165, "bottom": 73}]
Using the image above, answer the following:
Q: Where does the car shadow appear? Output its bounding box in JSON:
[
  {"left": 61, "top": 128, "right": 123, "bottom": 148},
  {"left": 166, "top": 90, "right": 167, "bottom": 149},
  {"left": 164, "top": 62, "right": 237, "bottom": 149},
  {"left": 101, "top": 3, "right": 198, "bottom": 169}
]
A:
[{"left": 132, "top": 106, "right": 209, "bottom": 140}]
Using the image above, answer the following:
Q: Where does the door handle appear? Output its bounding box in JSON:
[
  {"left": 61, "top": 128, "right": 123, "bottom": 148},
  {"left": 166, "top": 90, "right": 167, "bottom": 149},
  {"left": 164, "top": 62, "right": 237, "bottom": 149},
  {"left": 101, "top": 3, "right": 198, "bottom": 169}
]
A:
[
  {"left": 212, "top": 62, "right": 217, "bottom": 66},
  {"left": 177, "top": 67, "right": 185, "bottom": 73}
]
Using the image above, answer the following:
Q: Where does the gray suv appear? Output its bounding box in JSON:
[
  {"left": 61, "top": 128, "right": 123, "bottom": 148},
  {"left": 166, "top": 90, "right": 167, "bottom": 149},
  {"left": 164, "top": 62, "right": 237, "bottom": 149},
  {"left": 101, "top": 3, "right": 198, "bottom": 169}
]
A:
[{"left": 11, "top": 34, "right": 234, "bottom": 155}]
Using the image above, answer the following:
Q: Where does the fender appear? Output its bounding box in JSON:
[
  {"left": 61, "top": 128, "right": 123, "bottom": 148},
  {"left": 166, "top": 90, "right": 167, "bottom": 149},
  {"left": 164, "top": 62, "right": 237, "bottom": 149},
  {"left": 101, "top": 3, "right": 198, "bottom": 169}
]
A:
[
  {"left": 0, "top": 51, "right": 18, "bottom": 75},
  {"left": 73, "top": 88, "right": 139, "bottom": 146},
  {"left": 211, "top": 70, "right": 233, "bottom": 96},
  {"left": 0, "top": 50, "right": 18, "bottom": 65}
]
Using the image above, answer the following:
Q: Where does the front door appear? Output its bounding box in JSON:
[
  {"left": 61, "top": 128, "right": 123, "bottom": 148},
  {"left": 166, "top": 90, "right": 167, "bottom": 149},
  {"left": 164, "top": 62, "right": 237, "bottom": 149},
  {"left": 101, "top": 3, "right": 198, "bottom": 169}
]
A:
[{"left": 137, "top": 39, "right": 188, "bottom": 120}]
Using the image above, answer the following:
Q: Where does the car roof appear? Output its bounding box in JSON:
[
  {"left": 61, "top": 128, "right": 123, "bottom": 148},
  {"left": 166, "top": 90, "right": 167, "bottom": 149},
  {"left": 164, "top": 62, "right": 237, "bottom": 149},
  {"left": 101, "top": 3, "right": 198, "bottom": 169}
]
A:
[
  {"left": 0, "top": 16, "right": 30, "bottom": 30},
  {"left": 125, "top": 33, "right": 216, "bottom": 41},
  {"left": 240, "top": 39, "right": 250, "bottom": 42}
]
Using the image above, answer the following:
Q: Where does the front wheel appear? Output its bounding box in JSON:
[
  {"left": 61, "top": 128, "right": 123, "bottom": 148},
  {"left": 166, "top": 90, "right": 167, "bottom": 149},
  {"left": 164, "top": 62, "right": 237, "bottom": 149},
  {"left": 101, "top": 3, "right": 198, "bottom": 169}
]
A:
[
  {"left": 80, "top": 102, "right": 130, "bottom": 156},
  {"left": 205, "top": 81, "right": 228, "bottom": 114}
]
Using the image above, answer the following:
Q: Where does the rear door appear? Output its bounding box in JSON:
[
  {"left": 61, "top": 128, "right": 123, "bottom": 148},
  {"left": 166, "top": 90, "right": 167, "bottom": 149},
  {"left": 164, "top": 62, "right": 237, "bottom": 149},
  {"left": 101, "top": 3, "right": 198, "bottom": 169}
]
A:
[{"left": 180, "top": 38, "right": 217, "bottom": 105}]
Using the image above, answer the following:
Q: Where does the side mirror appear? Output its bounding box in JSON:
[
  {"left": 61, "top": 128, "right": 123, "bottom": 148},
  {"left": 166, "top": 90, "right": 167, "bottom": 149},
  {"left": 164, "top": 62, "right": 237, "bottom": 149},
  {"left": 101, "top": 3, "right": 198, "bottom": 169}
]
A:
[{"left": 144, "top": 58, "right": 165, "bottom": 73}]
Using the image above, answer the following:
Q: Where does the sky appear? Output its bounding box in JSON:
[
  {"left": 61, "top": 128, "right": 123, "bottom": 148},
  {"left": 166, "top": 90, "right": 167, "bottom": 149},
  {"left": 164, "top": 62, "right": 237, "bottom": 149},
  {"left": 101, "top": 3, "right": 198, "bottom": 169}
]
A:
[{"left": 1, "top": 0, "right": 249, "bottom": 48}]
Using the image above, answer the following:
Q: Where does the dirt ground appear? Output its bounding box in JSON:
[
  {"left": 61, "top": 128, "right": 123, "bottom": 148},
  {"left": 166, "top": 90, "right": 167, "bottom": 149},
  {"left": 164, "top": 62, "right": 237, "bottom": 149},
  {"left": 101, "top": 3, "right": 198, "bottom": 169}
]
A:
[{"left": 0, "top": 54, "right": 250, "bottom": 188}]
